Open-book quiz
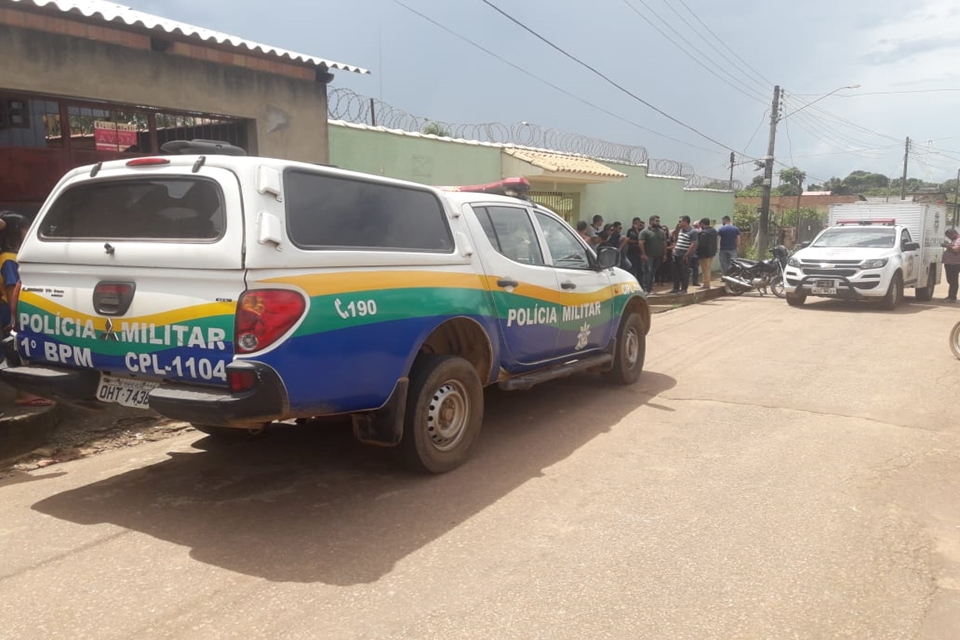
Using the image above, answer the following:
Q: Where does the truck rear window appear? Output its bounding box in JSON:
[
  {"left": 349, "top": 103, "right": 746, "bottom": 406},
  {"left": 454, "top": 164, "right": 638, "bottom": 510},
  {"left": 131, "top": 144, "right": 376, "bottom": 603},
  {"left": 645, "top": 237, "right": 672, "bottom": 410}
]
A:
[
  {"left": 40, "top": 178, "right": 225, "bottom": 241},
  {"left": 284, "top": 170, "right": 453, "bottom": 252}
]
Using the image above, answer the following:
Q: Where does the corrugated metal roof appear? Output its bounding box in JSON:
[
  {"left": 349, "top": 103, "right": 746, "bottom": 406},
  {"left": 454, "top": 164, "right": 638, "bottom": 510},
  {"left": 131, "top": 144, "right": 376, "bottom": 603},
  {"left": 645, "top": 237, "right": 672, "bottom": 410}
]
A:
[
  {"left": 8, "top": 0, "right": 369, "bottom": 74},
  {"left": 503, "top": 147, "right": 626, "bottom": 179}
]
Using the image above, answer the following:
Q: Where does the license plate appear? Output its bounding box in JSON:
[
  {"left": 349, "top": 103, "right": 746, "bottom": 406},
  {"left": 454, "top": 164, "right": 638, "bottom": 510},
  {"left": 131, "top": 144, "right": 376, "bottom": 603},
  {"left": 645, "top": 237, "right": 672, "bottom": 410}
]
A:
[
  {"left": 812, "top": 279, "right": 837, "bottom": 295},
  {"left": 96, "top": 374, "right": 158, "bottom": 409}
]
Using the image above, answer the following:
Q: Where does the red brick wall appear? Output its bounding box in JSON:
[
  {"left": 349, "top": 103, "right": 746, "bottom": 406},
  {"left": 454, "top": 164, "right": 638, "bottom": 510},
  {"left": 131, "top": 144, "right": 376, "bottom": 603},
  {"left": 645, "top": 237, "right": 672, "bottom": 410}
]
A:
[{"left": 736, "top": 194, "right": 859, "bottom": 214}]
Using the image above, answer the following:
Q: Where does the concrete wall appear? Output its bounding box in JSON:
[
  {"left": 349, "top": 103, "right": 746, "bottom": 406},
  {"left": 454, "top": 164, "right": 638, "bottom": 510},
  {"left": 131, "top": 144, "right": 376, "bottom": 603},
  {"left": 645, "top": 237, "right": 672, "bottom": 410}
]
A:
[
  {"left": 329, "top": 122, "right": 502, "bottom": 186},
  {"left": 328, "top": 123, "right": 734, "bottom": 224},
  {"left": 736, "top": 194, "right": 860, "bottom": 215},
  {"left": 0, "top": 23, "right": 329, "bottom": 163},
  {"left": 581, "top": 163, "right": 734, "bottom": 226}
]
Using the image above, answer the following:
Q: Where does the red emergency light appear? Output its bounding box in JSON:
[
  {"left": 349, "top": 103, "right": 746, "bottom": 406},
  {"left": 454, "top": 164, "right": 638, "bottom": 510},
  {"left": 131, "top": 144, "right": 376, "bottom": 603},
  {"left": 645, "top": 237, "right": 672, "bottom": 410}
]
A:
[
  {"left": 835, "top": 218, "right": 896, "bottom": 226},
  {"left": 439, "top": 177, "right": 531, "bottom": 198}
]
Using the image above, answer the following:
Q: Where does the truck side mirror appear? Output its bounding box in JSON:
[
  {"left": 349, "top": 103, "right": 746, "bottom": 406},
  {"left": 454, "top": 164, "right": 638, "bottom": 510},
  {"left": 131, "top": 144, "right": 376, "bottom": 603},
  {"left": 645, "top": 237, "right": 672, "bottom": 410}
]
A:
[
  {"left": 596, "top": 246, "right": 619, "bottom": 270},
  {"left": 903, "top": 241, "right": 920, "bottom": 251}
]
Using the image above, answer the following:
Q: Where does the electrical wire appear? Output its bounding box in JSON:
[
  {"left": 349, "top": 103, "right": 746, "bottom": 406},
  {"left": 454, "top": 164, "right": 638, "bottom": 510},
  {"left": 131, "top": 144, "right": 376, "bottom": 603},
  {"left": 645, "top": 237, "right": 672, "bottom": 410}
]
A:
[
  {"left": 741, "top": 109, "right": 768, "bottom": 155},
  {"left": 619, "top": 0, "right": 770, "bottom": 104},
  {"left": 393, "top": 0, "right": 723, "bottom": 154},
  {"left": 477, "top": 0, "right": 749, "bottom": 155},
  {"left": 666, "top": 0, "right": 774, "bottom": 91}
]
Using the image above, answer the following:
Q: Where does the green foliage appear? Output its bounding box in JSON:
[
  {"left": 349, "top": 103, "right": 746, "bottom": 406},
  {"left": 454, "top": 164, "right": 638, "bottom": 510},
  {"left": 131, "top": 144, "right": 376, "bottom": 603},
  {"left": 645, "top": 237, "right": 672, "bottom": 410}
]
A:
[
  {"left": 733, "top": 202, "right": 756, "bottom": 230},
  {"left": 422, "top": 122, "right": 452, "bottom": 137},
  {"left": 778, "top": 166, "right": 806, "bottom": 197}
]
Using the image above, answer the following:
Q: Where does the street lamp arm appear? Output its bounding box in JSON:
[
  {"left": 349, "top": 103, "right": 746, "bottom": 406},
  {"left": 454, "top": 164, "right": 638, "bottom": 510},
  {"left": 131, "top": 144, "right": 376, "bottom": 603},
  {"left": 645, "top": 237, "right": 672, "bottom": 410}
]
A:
[{"left": 779, "top": 84, "right": 860, "bottom": 122}]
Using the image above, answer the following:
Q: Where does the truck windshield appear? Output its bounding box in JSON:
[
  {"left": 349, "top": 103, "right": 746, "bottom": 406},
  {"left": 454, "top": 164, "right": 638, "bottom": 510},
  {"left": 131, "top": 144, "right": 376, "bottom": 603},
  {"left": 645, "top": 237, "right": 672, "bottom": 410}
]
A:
[{"left": 812, "top": 228, "right": 895, "bottom": 249}]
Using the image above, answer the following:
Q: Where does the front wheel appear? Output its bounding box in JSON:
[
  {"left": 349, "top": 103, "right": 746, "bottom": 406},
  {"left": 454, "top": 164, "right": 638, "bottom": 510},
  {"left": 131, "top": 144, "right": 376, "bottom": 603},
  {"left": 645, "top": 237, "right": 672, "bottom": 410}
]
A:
[
  {"left": 880, "top": 273, "right": 903, "bottom": 310},
  {"left": 770, "top": 272, "right": 786, "bottom": 299},
  {"left": 397, "top": 354, "right": 484, "bottom": 474},
  {"left": 603, "top": 312, "right": 646, "bottom": 385},
  {"left": 950, "top": 321, "right": 960, "bottom": 360},
  {"left": 786, "top": 292, "right": 806, "bottom": 307}
]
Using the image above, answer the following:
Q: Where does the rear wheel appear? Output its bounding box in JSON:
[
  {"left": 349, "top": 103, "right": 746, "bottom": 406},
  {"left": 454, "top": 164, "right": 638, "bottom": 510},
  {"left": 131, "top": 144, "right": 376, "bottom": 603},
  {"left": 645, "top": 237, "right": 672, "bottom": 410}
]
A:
[
  {"left": 724, "top": 279, "right": 746, "bottom": 296},
  {"left": 950, "top": 321, "right": 960, "bottom": 360},
  {"left": 786, "top": 292, "right": 806, "bottom": 307},
  {"left": 915, "top": 267, "right": 935, "bottom": 301},
  {"left": 880, "top": 273, "right": 903, "bottom": 310},
  {"left": 397, "top": 354, "right": 483, "bottom": 474},
  {"left": 603, "top": 312, "right": 646, "bottom": 385}
]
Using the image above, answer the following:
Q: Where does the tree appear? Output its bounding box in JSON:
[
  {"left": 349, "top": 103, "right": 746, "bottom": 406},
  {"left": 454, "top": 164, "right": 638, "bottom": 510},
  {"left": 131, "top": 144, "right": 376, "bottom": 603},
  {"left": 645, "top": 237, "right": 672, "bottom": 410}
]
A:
[{"left": 778, "top": 166, "right": 806, "bottom": 197}]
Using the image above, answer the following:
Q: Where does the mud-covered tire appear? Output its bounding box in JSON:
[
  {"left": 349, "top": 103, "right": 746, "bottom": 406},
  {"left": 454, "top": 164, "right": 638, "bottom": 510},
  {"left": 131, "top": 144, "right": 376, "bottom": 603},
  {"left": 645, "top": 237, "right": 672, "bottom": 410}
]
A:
[
  {"left": 880, "top": 273, "right": 903, "bottom": 310},
  {"left": 786, "top": 292, "right": 806, "bottom": 307},
  {"left": 191, "top": 424, "right": 266, "bottom": 438},
  {"left": 602, "top": 312, "right": 646, "bottom": 385},
  {"left": 397, "top": 354, "right": 483, "bottom": 474}
]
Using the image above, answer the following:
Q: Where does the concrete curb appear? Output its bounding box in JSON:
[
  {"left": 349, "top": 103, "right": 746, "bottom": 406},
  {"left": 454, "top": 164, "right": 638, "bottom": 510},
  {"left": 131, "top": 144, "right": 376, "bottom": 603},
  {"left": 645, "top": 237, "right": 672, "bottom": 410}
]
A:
[
  {"left": 648, "top": 285, "right": 726, "bottom": 313},
  {"left": 0, "top": 403, "right": 61, "bottom": 465}
]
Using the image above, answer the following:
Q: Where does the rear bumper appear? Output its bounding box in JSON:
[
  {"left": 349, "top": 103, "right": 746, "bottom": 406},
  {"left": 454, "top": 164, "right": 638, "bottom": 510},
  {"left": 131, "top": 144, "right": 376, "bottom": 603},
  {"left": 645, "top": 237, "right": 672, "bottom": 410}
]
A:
[
  {"left": 0, "top": 359, "right": 288, "bottom": 426},
  {"left": 149, "top": 362, "right": 288, "bottom": 427}
]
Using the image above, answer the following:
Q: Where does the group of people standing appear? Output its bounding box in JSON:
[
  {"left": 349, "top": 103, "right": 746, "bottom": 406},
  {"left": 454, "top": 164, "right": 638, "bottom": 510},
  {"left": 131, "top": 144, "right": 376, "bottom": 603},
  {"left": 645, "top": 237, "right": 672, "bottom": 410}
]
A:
[{"left": 576, "top": 212, "right": 742, "bottom": 295}]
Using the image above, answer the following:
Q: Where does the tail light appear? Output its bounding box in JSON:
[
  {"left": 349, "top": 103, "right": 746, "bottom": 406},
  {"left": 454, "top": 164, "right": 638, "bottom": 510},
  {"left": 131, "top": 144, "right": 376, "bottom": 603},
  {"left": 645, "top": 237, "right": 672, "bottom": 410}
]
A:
[
  {"left": 234, "top": 289, "right": 306, "bottom": 354},
  {"left": 9, "top": 281, "right": 21, "bottom": 328}
]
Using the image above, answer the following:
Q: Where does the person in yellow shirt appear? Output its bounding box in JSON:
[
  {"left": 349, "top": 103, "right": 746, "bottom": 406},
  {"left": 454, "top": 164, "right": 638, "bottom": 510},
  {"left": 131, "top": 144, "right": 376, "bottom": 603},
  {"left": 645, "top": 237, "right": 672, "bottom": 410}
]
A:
[{"left": 0, "top": 211, "right": 53, "bottom": 406}]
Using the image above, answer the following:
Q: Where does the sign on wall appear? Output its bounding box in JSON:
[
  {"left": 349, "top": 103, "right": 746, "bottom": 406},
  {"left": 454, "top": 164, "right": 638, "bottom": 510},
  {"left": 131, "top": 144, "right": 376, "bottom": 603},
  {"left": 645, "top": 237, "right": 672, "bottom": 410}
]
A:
[{"left": 94, "top": 121, "right": 138, "bottom": 151}]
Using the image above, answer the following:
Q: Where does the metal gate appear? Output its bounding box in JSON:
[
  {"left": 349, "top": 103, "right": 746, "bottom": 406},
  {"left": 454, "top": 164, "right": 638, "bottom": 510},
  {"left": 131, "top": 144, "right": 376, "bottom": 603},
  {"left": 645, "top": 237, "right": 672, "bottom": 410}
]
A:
[{"left": 529, "top": 191, "right": 580, "bottom": 224}]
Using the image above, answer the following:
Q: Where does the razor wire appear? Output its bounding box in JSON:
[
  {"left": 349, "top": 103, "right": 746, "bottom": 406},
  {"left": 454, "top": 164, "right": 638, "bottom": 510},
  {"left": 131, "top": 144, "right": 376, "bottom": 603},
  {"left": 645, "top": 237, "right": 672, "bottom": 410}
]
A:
[{"left": 328, "top": 88, "right": 735, "bottom": 190}]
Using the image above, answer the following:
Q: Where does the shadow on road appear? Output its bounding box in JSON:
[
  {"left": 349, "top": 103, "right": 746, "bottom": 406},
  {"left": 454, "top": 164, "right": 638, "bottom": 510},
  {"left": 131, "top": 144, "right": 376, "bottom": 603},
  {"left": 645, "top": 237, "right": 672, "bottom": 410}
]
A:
[
  {"left": 795, "top": 298, "right": 941, "bottom": 315},
  {"left": 31, "top": 371, "right": 676, "bottom": 585}
]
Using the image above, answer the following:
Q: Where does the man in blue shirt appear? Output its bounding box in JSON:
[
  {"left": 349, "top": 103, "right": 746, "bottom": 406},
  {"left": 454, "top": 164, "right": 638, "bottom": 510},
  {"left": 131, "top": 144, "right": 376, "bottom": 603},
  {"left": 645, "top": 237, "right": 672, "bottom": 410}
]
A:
[{"left": 717, "top": 216, "right": 742, "bottom": 275}]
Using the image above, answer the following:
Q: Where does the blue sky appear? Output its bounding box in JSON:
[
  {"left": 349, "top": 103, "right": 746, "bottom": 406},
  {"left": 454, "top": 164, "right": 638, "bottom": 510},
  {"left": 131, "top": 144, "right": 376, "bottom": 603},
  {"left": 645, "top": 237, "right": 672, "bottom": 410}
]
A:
[{"left": 126, "top": 0, "right": 960, "bottom": 187}]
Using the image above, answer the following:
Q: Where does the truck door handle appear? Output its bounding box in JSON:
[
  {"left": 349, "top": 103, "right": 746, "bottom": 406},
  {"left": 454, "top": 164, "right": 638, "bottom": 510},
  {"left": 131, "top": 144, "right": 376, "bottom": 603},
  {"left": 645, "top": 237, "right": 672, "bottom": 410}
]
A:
[
  {"left": 497, "top": 278, "right": 519, "bottom": 288},
  {"left": 561, "top": 281, "right": 577, "bottom": 290}
]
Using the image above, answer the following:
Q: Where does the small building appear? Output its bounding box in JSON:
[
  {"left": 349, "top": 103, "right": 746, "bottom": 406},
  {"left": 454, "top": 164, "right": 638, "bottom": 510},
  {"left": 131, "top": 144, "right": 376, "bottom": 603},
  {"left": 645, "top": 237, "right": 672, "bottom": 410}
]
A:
[{"left": 0, "top": 0, "right": 367, "bottom": 213}]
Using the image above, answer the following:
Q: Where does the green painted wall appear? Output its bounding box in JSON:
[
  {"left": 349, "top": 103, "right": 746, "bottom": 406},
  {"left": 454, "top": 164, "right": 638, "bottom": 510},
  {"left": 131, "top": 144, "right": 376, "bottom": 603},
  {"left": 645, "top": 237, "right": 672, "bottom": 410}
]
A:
[
  {"left": 580, "top": 162, "right": 734, "bottom": 226},
  {"left": 328, "top": 123, "right": 734, "bottom": 226},
  {"left": 329, "top": 122, "right": 502, "bottom": 186}
]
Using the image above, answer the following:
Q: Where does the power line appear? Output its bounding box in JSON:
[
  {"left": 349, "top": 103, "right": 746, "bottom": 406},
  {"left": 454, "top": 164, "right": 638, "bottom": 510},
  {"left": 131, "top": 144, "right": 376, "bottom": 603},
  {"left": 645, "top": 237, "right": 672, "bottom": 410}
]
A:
[
  {"left": 393, "top": 0, "right": 722, "bottom": 154},
  {"left": 802, "top": 103, "right": 902, "bottom": 143},
  {"left": 794, "top": 88, "right": 960, "bottom": 97},
  {"left": 787, "top": 111, "right": 894, "bottom": 156},
  {"left": 477, "top": 0, "right": 747, "bottom": 155},
  {"left": 619, "top": 0, "right": 769, "bottom": 104},
  {"left": 663, "top": 0, "right": 772, "bottom": 93},
  {"left": 742, "top": 109, "right": 768, "bottom": 154}
]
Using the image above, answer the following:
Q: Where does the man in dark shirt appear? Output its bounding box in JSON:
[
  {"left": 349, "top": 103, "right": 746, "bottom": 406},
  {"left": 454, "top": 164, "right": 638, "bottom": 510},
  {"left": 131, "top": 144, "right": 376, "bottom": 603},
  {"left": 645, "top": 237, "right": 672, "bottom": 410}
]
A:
[{"left": 625, "top": 217, "right": 644, "bottom": 282}]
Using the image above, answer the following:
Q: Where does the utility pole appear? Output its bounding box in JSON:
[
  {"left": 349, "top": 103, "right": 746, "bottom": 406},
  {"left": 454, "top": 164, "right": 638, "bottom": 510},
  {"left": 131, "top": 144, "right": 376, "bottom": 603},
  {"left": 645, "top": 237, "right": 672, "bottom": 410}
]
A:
[
  {"left": 900, "top": 136, "right": 910, "bottom": 200},
  {"left": 795, "top": 175, "right": 803, "bottom": 244},
  {"left": 954, "top": 167, "right": 960, "bottom": 227},
  {"left": 757, "top": 85, "right": 781, "bottom": 258},
  {"left": 728, "top": 151, "right": 735, "bottom": 191}
]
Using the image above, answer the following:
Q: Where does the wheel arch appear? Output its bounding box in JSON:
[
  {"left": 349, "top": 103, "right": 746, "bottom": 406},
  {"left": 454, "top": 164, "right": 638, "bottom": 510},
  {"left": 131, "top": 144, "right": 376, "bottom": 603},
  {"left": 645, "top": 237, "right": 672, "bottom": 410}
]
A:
[
  {"left": 412, "top": 317, "right": 496, "bottom": 385},
  {"left": 622, "top": 294, "right": 651, "bottom": 335}
]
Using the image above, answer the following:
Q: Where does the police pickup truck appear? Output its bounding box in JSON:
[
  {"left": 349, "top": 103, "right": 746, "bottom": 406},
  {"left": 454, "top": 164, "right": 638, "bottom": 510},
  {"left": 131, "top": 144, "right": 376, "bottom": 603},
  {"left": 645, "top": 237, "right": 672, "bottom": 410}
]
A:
[{"left": 0, "top": 143, "right": 650, "bottom": 472}]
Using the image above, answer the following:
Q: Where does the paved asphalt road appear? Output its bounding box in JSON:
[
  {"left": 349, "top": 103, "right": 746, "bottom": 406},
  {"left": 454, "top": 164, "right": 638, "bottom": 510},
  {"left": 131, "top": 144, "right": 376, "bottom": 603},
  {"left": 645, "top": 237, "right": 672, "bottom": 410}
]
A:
[{"left": 3, "top": 290, "right": 960, "bottom": 639}]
